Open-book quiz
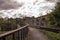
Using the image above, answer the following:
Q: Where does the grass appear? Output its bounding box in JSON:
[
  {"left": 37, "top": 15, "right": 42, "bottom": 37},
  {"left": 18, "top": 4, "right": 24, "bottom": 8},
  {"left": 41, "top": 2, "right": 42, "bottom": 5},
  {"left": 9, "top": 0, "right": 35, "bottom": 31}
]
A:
[{"left": 40, "top": 30, "right": 60, "bottom": 40}]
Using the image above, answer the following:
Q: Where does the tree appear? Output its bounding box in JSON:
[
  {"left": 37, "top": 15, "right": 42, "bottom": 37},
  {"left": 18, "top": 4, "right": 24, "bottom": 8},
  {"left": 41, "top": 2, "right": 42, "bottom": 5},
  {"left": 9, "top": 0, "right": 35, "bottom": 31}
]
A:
[{"left": 45, "top": 2, "right": 60, "bottom": 28}]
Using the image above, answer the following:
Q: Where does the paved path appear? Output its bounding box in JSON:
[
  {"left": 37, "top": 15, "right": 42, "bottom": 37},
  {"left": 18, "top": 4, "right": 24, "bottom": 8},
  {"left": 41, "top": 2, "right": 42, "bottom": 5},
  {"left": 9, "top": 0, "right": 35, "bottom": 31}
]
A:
[{"left": 28, "top": 27, "right": 50, "bottom": 40}]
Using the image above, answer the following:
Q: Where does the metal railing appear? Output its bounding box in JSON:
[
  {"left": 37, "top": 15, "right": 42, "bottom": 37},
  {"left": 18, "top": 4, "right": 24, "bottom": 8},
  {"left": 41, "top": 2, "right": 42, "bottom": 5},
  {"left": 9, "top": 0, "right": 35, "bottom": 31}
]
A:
[
  {"left": 0, "top": 24, "right": 29, "bottom": 40},
  {"left": 38, "top": 27, "right": 60, "bottom": 33}
]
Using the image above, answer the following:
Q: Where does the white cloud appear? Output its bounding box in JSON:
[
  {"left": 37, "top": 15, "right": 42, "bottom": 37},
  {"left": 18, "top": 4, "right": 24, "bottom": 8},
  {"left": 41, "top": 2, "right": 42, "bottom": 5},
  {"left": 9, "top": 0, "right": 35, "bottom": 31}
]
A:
[{"left": 0, "top": 0, "right": 56, "bottom": 18}]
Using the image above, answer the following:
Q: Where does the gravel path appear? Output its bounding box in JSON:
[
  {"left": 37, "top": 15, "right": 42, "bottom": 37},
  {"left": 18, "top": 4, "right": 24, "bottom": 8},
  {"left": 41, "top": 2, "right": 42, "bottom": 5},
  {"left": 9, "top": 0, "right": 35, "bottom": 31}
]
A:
[{"left": 28, "top": 27, "right": 50, "bottom": 40}]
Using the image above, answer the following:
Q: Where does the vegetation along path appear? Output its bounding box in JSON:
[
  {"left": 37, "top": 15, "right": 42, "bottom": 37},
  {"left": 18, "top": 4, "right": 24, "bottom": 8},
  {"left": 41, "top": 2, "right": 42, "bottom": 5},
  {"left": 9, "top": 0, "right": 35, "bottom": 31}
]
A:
[{"left": 28, "top": 27, "right": 50, "bottom": 40}]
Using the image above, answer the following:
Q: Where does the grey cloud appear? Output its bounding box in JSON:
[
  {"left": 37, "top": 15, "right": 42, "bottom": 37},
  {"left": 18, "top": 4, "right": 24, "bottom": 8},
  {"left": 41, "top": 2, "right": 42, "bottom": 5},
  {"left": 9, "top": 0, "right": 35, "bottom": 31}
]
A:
[
  {"left": 42, "top": 5, "right": 55, "bottom": 9},
  {"left": 33, "top": 0, "right": 38, "bottom": 5},
  {"left": 46, "top": 0, "right": 60, "bottom": 2},
  {"left": 0, "top": 0, "right": 23, "bottom": 10}
]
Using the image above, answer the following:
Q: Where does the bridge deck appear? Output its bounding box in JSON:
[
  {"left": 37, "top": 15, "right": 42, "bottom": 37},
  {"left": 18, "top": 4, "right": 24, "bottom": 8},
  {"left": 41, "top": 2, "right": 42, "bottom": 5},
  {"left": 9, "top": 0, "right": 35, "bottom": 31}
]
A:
[{"left": 28, "top": 27, "right": 50, "bottom": 40}]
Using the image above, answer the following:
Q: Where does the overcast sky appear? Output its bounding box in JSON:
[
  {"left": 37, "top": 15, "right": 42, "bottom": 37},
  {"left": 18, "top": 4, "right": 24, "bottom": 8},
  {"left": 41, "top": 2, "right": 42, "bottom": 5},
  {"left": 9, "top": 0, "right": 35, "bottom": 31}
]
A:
[
  {"left": 0, "top": 0, "right": 56, "bottom": 18},
  {"left": 0, "top": 0, "right": 21, "bottom": 10}
]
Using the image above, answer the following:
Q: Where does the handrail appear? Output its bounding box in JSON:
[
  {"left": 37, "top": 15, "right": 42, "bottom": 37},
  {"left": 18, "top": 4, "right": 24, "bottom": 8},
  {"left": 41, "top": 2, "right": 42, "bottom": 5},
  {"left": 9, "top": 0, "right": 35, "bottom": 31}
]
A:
[
  {"left": 38, "top": 27, "right": 60, "bottom": 33},
  {"left": 0, "top": 24, "right": 29, "bottom": 40}
]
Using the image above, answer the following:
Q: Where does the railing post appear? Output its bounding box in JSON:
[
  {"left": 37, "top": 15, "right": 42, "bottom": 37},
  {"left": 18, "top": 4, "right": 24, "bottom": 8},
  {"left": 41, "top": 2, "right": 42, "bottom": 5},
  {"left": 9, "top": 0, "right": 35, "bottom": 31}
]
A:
[
  {"left": 21, "top": 29, "right": 23, "bottom": 40},
  {"left": 2, "top": 37, "right": 6, "bottom": 40},
  {"left": 19, "top": 30, "right": 21, "bottom": 40},
  {"left": 12, "top": 33, "right": 15, "bottom": 40},
  {"left": 18, "top": 30, "right": 20, "bottom": 40}
]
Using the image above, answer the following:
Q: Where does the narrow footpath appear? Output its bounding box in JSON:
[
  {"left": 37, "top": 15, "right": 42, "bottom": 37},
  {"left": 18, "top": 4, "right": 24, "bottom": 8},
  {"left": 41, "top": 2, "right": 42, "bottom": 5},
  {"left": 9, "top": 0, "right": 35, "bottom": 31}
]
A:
[{"left": 28, "top": 27, "right": 50, "bottom": 40}]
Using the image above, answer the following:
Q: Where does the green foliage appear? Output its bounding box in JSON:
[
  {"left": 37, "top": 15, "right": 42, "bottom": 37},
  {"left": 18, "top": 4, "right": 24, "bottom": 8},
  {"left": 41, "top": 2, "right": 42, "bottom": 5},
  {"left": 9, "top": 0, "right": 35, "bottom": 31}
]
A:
[
  {"left": 0, "top": 21, "right": 17, "bottom": 31},
  {"left": 43, "top": 3, "right": 60, "bottom": 40},
  {"left": 41, "top": 30, "right": 60, "bottom": 40},
  {"left": 0, "top": 18, "right": 25, "bottom": 34},
  {"left": 45, "top": 2, "right": 60, "bottom": 28}
]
